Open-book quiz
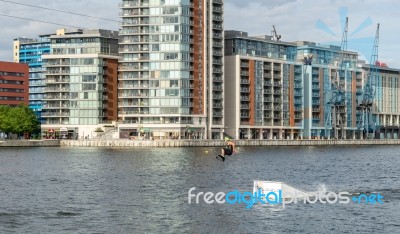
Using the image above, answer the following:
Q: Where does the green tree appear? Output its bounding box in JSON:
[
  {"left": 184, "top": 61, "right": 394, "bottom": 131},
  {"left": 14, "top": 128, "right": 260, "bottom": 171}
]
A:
[
  {"left": 0, "top": 104, "right": 40, "bottom": 136},
  {"left": 0, "top": 105, "right": 12, "bottom": 133}
]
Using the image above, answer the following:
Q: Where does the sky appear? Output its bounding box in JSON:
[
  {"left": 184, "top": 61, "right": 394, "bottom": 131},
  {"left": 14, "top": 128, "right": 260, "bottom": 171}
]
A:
[{"left": 0, "top": 0, "right": 399, "bottom": 67}]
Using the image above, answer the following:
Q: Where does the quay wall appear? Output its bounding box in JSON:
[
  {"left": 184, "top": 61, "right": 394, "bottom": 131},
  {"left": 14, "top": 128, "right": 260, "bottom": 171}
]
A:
[
  {"left": 60, "top": 139, "right": 400, "bottom": 147},
  {"left": 0, "top": 140, "right": 60, "bottom": 147}
]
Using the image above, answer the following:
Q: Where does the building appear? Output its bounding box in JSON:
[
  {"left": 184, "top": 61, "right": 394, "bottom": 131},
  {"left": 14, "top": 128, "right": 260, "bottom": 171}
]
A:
[
  {"left": 13, "top": 35, "right": 51, "bottom": 122},
  {"left": 360, "top": 62, "right": 400, "bottom": 139},
  {"left": 117, "top": 0, "right": 224, "bottom": 139},
  {"left": 41, "top": 29, "right": 120, "bottom": 139},
  {"left": 224, "top": 31, "right": 302, "bottom": 140},
  {"left": 296, "top": 41, "right": 363, "bottom": 139},
  {"left": 0, "top": 61, "right": 29, "bottom": 106},
  {"left": 224, "top": 30, "right": 363, "bottom": 139}
]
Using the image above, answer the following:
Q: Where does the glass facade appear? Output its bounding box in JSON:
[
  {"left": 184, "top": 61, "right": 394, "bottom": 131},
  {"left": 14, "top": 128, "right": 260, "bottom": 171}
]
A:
[
  {"left": 118, "top": 0, "right": 224, "bottom": 139},
  {"left": 224, "top": 31, "right": 367, "bottom": 139},
  {"left": 14, "top": 37, "right": 51, "bottom": 123},
  {"left": 41, "top": 29, "right": 119, "bottom": 138}
]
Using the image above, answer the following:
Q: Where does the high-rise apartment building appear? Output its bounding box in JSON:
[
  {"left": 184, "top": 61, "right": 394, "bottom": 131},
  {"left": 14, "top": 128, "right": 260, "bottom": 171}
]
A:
[
  {"left": 41, "top": 29, "right": 120, "bottom": 139},
  {"left": 360, "top": 63, "right": 400, "bottom": 139},
  {"left": 224, "top": 31, "right": 363, "bottom": 140},
  {"left": 118, "top": 0, "right": 224, "bottom": 139},
  {"left": 224, "top": 31, "right": 302, "bottom": 140},
  {"left": 13, "top": 35, "right": 51, "bottom": 122},
  {"left": 296, "top": 41, "right": 362, "bottom": 139},
  {"left": 0, "top": 61, "right": 29, "bottom": 106}
]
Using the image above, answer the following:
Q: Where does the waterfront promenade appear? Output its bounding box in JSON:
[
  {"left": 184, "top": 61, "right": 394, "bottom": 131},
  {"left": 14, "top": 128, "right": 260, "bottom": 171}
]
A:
[
  {"left": 3, "top": 139, "right": 400, "bottom": 147},
  {"left": 60, "top": 139, "right": 400, "bottom": 147}
]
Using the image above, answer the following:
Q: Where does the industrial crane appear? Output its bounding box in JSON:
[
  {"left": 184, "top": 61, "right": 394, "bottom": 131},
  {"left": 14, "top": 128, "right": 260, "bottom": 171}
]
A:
[
  {"left": 360, "top": 23, "right": 379, "bottom": 139},
  {"left": 272, "top": 25, "right": 281, "bottom": 41},
  {"left": 325, "top": 17, "right": 348, "bottom": 139}
]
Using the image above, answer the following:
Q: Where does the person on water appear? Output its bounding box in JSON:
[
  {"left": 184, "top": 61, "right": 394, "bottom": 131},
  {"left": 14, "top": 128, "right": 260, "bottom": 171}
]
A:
[{"left": 217, "top": 137, "right": 236, "bottom": 162}]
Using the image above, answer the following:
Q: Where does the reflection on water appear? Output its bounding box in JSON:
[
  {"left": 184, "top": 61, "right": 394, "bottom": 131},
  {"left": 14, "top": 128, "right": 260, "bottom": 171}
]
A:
[{"left": 0, "top": 146, "right": 399, "bottom": 233}]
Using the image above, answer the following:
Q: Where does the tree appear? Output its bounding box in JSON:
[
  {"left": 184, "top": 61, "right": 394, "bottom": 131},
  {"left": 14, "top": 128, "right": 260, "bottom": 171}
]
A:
[
  {"left": 0, "top": 105, "right": 12, "bottom": 133},
  {"left": 0, "top": 104, "right": 40, "bottom": 136}
]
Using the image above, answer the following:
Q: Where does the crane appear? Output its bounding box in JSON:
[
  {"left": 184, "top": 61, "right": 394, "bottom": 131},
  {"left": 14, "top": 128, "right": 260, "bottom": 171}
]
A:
[
  {"left": 325, "top": 17, "right": 348, "bottom": 139},
  {"left": 272, "top": 25, "right": 281, "bottom": 41},
  {"left": 361, "top": 23, "right": 379, "bottom": 139}
]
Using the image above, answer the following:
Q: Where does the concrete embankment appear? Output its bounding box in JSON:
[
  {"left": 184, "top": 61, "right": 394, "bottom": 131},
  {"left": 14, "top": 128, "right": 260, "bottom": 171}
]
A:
[
  {"left": 60, "top": 139, "right": 400, "bottom": 147},
  {"left": 0, "top": 140, "right": 60, "bottom": 147}
]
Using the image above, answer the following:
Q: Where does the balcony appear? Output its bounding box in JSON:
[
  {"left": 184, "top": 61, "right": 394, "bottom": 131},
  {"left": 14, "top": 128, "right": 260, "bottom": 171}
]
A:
[
  {"left": 213, "top": 42, "right": 223, "bottom": 47},
  {"left": 294, "top": 75, "right": 302, "bottom": 81},
  {"left": 240, "top": 96, "right": 250, "bottom": 101},
  {"left": 213, "top": 103, "right": 223, "bottom": 108},
  {"left": 212, "top": 15, "right": 223, "bottom": 21},
  {"left": 240, "top": 104, "right": 249, "bottom": 109},
  {"left": 264, "top": 73, "right": 272, "bottom": 79},
  {"left": 273, "top": 65, "right": 281, "bottom": 71},
  {"left": 46, "top": 78, "right": 70, "bottom": 83},
  {"left": 241, "top": 71, "right": 249, "bottom": 76},
  {"left": 213, "top": 77, "right": 223, "bottom": 82},
  {"left": 214, "top": 86, "right": 223, "bottom": 91},
  {"left": 45, "top": 87, "right": 70, "bottom": 92},
  {"left": 119, "top": 1, "right": 139, "bottom": 8},
  {"left": 240, "top": 79, "right": 250, "bottom": 84},
  {"left": 42, "top": 112, "right": 70, "bottom": 117},
  {"left": 240, "top": 88, "right": 250, "bottom": 93}
]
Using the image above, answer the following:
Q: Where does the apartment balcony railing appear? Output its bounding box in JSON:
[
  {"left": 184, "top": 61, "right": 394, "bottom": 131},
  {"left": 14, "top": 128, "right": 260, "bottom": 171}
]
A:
[
  {"left": 240, "top": 79, "right": 250, "bottom": 84},
  {"left": 42, "top": 112, "right": 70, "bottom": 117}
]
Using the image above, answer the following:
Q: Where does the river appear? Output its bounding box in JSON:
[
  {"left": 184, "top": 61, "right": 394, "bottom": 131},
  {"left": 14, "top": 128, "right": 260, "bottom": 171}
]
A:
[{"left": 0, "top": 146, "right": 399, "bottom": 233}]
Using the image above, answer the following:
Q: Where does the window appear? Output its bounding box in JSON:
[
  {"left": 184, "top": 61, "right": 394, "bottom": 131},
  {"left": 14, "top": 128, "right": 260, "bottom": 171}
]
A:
[
  {"left": 82, "top": 75, "right": 97, "bottom": 82},
  {"left": 82, "top": 84, "right": 96, "bottom": 90}
]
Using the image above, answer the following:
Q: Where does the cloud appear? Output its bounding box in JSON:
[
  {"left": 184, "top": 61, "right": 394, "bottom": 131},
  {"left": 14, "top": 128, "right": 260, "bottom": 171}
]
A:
[
  {"left": 0, "top": 0, "right": 399, "bottom": 68},
  {"left": 228, "top": 0, "right": 297, "bottom": 8},
  {"left": 0, "top": 0, "right": 118, "bottom": 62}
]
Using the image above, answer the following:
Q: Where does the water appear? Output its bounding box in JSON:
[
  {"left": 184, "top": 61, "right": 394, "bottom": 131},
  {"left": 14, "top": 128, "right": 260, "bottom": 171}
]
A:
[{"left": 0, "top": 146, "right": 400, "bottom": 233}]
